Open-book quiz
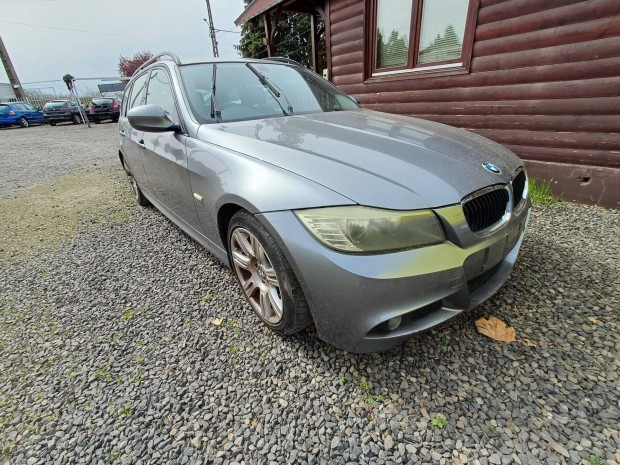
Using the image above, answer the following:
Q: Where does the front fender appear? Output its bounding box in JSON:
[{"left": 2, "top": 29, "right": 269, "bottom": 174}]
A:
[{"left": 186, "top": 136, "right": 353, "bottom": 249}]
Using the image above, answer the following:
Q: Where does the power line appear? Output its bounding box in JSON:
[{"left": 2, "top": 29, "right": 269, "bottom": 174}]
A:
[{"left": 0, "top": 20, "right": 196, "bottom": 41}]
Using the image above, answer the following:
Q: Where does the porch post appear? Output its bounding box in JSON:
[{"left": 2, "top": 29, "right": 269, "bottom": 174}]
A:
[
  {"left": 263, "top": 12, "right": 274, "bottom": 57},
  {"left": 310, "top": 13, "right": 319, "bottom": 72}
]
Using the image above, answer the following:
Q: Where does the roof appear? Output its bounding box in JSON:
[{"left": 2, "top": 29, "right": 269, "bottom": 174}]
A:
[{"left": 235, "top": 0, "right": 286, "bottom": 25}]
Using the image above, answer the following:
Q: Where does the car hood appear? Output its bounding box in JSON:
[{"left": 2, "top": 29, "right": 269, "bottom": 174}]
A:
[{"left": 197, "top": 109, "right": 523, "bottom": 209}]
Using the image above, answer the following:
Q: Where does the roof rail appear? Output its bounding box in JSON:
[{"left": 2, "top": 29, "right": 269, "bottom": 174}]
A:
[
  {"left": 261, "top": 56, "right": 304, "bottom": 67},
  {"left": 133, "top": 52, "right": 181, "bottom": 76}
]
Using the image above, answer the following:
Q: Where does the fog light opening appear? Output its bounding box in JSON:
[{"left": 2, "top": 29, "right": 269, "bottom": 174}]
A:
[{"left": 386, "top": 316, "right": 402, "bottom": 331}]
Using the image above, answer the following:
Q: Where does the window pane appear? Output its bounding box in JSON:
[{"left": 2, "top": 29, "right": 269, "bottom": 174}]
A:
[
  {"left": 145, "top": 69, "right": 179, "bottom": 124},
  {"left": 418, "top": 0, "right": 469, "bottom": 64},
  {"left": 376, "top": 0, "right": 413, "bottom": 69},
  {"left": 129, "top": 73, "right": 148, "bottom": 109}
]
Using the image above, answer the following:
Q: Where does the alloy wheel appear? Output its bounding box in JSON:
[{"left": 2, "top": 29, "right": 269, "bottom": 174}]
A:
[
  {"left": 230, "top": 227, "right": 283, "bottom": 324},
  {"left": 19, "top": 117, "right": 29, "bottom": 128}
]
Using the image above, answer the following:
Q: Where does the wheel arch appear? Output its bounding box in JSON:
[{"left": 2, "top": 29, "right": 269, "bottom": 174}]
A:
[{"left": 217, "top": 203, "right": 245, "bottom": 252}]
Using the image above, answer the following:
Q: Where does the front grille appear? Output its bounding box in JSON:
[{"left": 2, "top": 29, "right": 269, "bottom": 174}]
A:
[
  {"left": 462, "top": 187, "right": 509, "bottom": 233},
  {"left": 512, "top": 170, "right": 526, "bottom": 208}
]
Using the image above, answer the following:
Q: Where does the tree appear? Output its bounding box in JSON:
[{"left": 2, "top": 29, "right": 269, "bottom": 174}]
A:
[
  {"left": 235, "top": 0, "right": 325, "bottom": 71},
  {"left": 118, "top": 51, "right": 153, "bottom": 77}
]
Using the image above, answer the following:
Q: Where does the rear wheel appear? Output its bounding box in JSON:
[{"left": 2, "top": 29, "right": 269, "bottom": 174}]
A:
[
  {"left": 72, "top": 114, "right": 81, "bottom": 124},
  {"left": 19, "top": 117, "right": 29, "bottom": 128},
  {"left": 228, "top": 210, "right": 310, "bottom": 335},
  {"left": 48, "top": 121, "right": 56, "bottom": 126},
  {"left": 94, "top": 119, "right": 101, "bottom": 124}
]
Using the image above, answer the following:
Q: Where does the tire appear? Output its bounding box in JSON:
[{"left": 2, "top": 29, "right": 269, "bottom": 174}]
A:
[
  {"left": 49, "top": 121, "right": 56, "bottom": 126},
  {"left": 19, "top": 117, "right": 29, "bottom": 128},
  {"left": 112, "top": 118, "right": 119, "bottom": 123},
  {"left": 228, "top": 210, "right": 310, "bottom": 335},
  {"left": 94, "top": 119, "right": 101, "bottom": 124},
  {"left": 127, "top": 170, "right": 150, "bottom": 206},
  {"left": 72, "top": 114, "right": 81, "bottom": 124}
]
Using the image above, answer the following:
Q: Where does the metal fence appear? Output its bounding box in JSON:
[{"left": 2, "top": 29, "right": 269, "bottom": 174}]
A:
[{"left": 3, "top": 84, "right": 124, "bottom": 109}]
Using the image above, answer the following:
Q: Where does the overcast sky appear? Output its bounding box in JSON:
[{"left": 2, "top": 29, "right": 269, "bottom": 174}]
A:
[{"left": 0, "top": 0, "right": 245, "bottom": 95}]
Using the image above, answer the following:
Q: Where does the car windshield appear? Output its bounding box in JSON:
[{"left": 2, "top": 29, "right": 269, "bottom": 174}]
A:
[{"left": 179, "top": 62, "right": 359, "bottom": 123}]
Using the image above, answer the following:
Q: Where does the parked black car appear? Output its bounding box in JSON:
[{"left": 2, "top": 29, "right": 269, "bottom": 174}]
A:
[
  {"left": 88, "top": 97, "right": 120, "bottom": 123},
  {"left": 43, "top": 100, "right": 86, "bottom": 125}
]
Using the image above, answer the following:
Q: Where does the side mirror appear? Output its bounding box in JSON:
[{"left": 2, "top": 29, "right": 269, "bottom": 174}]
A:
[
  {"left": 349, "top": 95, "right": 360, "bottom": 105},
  {"left": 128, "top": 104, "right": 180, "bottom": 133}
]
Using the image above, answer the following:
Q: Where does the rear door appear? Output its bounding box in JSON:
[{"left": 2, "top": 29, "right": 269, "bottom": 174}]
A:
[{"left": 140, "top": 67, "right": 202, "bottom": 232}]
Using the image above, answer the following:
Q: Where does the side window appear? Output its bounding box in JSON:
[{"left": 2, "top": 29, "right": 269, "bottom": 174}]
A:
[
  {"left": 129, "top": 73, "right": 149, "bottom": 110},
  {"left": 0, "top": 104, "right": 10, "bottom": 112},
  {"left": 145, "top": 68, "right": 179, "bottom": 124},
  {"left": 121, "top": 86, "right": 131, "bottom": 116}
]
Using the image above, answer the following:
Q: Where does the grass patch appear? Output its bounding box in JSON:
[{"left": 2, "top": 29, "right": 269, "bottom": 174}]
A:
[
  {"left": 583, "top": 454, "right": 605, "bottom": 465},
  {"left": 529, "top": 178, "right": 557, "bottom": 205},
  {"left": 432, "top": 415, "right": 447, "bottom": 429},
  {"left": 0, "top": 169, "right": 133, "bottom": 262},
  {"left": 359, "top": 377, "right": 382, "bottom": 404}
]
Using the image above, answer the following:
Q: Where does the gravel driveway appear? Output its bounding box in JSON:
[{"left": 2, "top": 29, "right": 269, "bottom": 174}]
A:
[{"left": 1, "top": 124, "right": 619, "bottom": 465}]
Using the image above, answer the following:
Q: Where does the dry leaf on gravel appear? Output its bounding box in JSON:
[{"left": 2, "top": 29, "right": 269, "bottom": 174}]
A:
[
  {"left": 587, "top": 316, "right": 599, "bottom": 324},
  {"left": 522, "top": 338, "right": 537, "bottom": 347},
  {"left": 211, "top": 318, "right": 223, "bottom": 326},
  {"left": 475, "top": 316, "right": 516, "bottom": 342}
]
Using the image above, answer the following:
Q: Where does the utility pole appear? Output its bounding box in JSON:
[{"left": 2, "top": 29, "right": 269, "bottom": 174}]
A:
[
  {"left": 0, "top": 35, "right": 26, "bottom": 100},
  {"left": 205, "top": 0, "right": 219, "bottom": 58}
]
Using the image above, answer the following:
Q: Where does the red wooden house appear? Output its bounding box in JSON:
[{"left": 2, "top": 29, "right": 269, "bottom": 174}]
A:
[{"left": 236, "top": 0, "right": 620, "bottom": 208}]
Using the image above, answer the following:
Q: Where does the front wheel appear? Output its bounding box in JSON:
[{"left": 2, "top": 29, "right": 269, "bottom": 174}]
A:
[
  {"left": 228, "top": 210, "right": 310, "bottom": 335},
  {"left": 72, "top": 114, "right": 81, "bottom": 124},
  {"left": 126, "top": 171, "right": 149, "bottom": 206},
  {"left": 48, "top": 121, "right": 56, "bottom": 126},
  {"left": 19, "top": 117, "right": 29, "bottom": 128}
]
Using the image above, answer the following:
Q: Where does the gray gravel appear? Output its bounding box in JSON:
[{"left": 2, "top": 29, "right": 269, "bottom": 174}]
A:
[
  {"left": 1, "top": 124, "right": 619, "bottom": 465},
  {"left": 0, "top": 122, "right": 118, "bottom": 196}
]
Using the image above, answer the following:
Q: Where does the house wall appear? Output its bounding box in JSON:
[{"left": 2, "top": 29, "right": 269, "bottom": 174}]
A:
[{"left": 327, "top": 0, "right": 620, "bottom": 208}]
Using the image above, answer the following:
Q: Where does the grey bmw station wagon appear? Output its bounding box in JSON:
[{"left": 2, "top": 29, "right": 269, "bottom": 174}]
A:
[{"left": 119, "top": 52, "right": 530, "bottom": 353}]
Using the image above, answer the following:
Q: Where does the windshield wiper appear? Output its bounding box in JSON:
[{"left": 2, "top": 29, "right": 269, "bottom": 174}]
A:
[{"left": 245, "top": 63, "right": 294, "bottom": 116}]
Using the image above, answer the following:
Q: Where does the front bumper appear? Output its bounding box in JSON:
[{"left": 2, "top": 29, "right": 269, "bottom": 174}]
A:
[{"left": 259, "top": 200, "right": 530, "bottom": 353}]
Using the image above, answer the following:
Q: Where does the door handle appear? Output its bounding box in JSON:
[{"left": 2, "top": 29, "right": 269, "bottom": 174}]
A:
[
  {"left": 137, "top": 140, "right": 146, "bottom": 149},
  {"left": 119, "top": 130, "right": 125, "bottom": 137}
]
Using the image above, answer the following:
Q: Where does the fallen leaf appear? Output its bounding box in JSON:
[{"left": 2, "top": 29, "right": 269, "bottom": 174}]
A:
[
  {"left": 522, "top": 338, "right": 537, "bottom": 347},
  {"left": 211, "top": 318, "right": 223, "bottom": 326},
  {"left": 475, "top": 316, "right": 516, "bottom": 342},
  {"left": 587, "top": 316, "right": 599, "bottom": 324}
]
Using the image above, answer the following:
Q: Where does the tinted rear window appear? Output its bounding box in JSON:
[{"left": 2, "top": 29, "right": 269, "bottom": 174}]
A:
[{"left": 44, "top": 101, "right": 67, "bottom": 109}]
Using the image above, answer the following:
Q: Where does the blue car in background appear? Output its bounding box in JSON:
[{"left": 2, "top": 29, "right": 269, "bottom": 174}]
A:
[{"left": 0, "top": 101, "right": 46, "bottom": 128}]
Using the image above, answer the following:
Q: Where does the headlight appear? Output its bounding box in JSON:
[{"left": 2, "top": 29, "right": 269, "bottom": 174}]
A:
[{"left": 295, "top": 206, "right": 444, "bottom": 253}]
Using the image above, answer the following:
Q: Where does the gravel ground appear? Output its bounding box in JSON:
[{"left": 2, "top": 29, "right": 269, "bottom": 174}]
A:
[{"left": 1, "top": 124, "right": 619, "bottom": 465}]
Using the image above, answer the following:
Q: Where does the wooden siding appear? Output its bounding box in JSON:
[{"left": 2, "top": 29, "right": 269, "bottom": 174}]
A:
[{"left": 327, "top": 0, "right": 620, "bottom": 207}]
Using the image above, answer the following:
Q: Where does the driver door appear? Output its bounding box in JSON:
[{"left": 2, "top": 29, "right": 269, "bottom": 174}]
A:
[{"left": 140, "top": 67, "right": 202, "bottom": 233}]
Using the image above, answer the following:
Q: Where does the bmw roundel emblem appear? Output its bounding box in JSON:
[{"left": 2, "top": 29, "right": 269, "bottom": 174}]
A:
[{"left": 482, "top": 162, "right": 501, "bottom": 174}]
